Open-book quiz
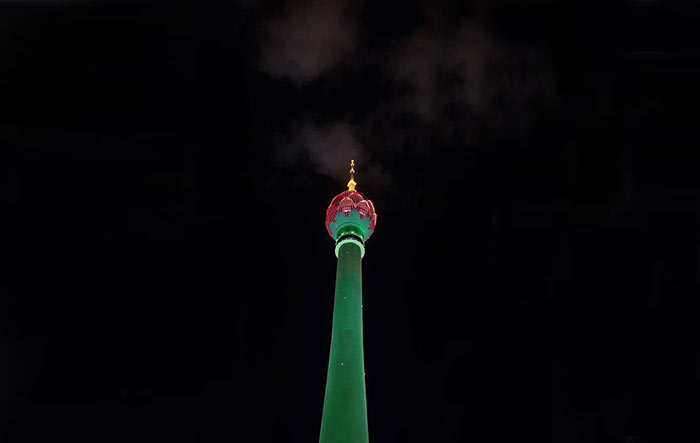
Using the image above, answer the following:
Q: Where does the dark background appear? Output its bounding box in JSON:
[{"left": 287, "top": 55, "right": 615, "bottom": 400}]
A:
[{"left": 3, "top": 1, "right": 700, "bottom": 442}]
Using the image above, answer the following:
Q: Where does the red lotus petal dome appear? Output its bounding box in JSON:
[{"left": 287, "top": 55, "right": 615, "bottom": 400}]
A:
[{"left": 325, "top": 189, "right": 377, "bottom": 238}]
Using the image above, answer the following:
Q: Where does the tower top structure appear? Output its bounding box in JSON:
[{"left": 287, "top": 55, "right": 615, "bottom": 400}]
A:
[{"left": 325, "top": 160, "right": 378, "bottom": 252}]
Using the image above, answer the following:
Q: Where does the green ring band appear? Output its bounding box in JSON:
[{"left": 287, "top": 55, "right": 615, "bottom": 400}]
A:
[{"left": 335, "top": 237, "right": 365, "bottom": 259}]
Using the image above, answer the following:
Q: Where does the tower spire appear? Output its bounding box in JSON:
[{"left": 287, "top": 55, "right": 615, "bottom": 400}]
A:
[{"left": 347, "top": 159, "right": 357, "bottom": 191}]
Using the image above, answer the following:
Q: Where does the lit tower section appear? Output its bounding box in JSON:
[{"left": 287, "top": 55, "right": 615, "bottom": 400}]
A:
[{"left": 320, "top": 160, "right": 377, "bottom": 443}]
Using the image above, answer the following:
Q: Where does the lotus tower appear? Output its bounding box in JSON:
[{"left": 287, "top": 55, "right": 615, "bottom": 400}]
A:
[{"left": 319, "top": 160, "right": 377, "bottom": 443}]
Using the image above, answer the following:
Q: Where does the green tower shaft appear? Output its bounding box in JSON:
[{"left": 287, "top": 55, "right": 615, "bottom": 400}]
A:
[{"left": 319, "top": 240, "right": 369, "bottom": 443}]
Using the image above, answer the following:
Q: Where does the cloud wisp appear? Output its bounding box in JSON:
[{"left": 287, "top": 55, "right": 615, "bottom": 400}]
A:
[
  {"left": 259, "top": 2, "right": 557, "bottom": 191},
  {"left": 257, "top": 0, "right": 363, "bottom": 86}
]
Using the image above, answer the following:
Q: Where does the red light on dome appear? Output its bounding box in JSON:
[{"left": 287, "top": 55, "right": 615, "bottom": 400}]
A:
[{"left": 325, "top": 190, "right": 377, "bottom": 238}]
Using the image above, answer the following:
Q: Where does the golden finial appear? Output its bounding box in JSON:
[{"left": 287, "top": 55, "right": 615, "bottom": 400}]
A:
[{"left": 347, "top": 160, "right": 357, "bottom": 191}]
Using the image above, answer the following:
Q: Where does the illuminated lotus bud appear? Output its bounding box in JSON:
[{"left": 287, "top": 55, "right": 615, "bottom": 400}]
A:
[{"left": 324, "top": 161, "right": 377, "bottom": 241}]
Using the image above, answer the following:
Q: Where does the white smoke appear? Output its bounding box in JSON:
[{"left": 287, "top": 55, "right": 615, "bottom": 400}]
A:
[
  {"left": 257, "top": 0, "right": 363, "bottom": 86},
  {"left": 274, "top": 119, "right": 391, "bottom": 190},
  {"left": 260, "top": 2, "right": 557, "bottom": 189}
]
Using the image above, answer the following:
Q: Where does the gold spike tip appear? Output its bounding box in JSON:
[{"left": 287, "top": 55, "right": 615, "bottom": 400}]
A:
[{"left": 347, "top": 159, "right": 357, "bottom": 191}]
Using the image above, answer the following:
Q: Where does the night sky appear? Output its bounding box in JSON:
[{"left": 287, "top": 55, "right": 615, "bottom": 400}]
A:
[{"left": 3, "top": 1, "right": 700, "bottom": 442}]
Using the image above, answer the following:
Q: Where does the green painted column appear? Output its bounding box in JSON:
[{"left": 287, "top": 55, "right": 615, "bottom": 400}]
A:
[{"left": 319, "top": 239, "right": 369, "bottom": 443}]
